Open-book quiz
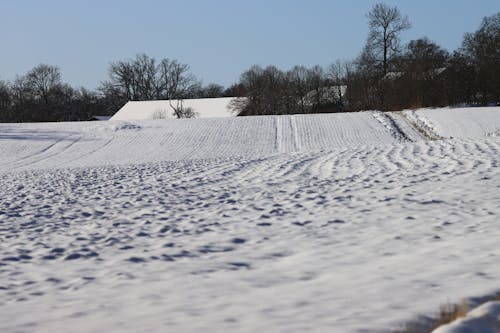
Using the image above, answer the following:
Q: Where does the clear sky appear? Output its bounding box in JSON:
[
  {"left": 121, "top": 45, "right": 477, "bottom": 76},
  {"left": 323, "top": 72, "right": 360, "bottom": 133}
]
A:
[{"left": 0, "top": 0, "right": 498, "bottom": 89}]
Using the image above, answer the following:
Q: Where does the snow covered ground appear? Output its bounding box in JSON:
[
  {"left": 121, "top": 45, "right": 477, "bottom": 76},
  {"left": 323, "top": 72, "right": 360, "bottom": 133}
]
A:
[
  {"left": 1, "top": 107, "right": 500, "bottom": 332},
  {"left": 0, "top": 112, "right": 398, "bottom": 172}
]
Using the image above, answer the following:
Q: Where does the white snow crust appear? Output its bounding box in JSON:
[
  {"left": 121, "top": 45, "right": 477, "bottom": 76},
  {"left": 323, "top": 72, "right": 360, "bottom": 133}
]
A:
[{"left": 1, "top": 107, "right": 500, "bottom": 333}]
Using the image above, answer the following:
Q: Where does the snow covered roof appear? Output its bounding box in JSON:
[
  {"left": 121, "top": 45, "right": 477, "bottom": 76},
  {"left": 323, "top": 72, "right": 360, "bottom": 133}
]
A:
[
  {"left": 383, "top": 68, "right": 447, "bottom": 80},
  {"left": 383, "top": 71, "right": 405, "bottom": 80},
  {"left": 110, "top": 97, "right": 238, "bottom": 121}
]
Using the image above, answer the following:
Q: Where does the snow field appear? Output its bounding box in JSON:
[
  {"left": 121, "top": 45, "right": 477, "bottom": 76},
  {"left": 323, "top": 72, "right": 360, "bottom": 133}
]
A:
[
  {"left": 1, "top": 107, "right": 500, "bottom": 333},
  {"left": 0, "top": 112, "right": 399, "bottom": 172},
  {"left": 419, "top": 107, "right": 500, "bottom": 138}
]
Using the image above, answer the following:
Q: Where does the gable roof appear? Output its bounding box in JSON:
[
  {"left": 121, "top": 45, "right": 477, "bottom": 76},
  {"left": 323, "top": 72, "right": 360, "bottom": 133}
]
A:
[{"left": 110, "top": 97, "right": 238, "bottom": 121}]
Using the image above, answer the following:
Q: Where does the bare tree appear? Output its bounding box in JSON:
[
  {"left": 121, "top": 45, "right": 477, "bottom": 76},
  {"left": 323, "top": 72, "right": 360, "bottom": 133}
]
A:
[
  {"left": 348, "top": 48, "right": 382, "bottom": 111},
  {"left": 366, "top": 3, "right": 411, "bottom": 77},
  {"left": 230, "top": 65, "right": 335, "bottom": 116},
  {"left": 462, "top": 12, "right": 500, "bottom": 103},
  {"left": 201, "top": 83, "right": 225, "bottom": 98},
  {"left": 152, "top": 108, "right": 168, "bottom": 120},
  {"left": 25, "top": 64, "right": 62, "bottom": 104},
  {"left": 0, "top": 80, "right": 11, "bottom": 122},
  {"left": 400, "top": 38, "right": 449, "bottom": 107},
  {"left": 288, "top": 65, "right": 311, "bottom": 113},
  {"left": 305, "top": 65, "right": 327, "bottom": 110},
  {"left": 102, "top": 54, "right": 199, "bottom": 118},
  {"left": 445, "top": 51, "right": 477, "bottom": 105},
  {"left": 362, "top": 3, "right": 411, "bottom": 109},
  {"left": 158, "top": 58, "right": 198, "bottom": 100},
  {"left": 169, "top": 99, "right": 197, "bottom": 118},
  {"left": 327, "top": 60, "right": 350, "bottom": 109},
  {"left": 229, "top": 65, "right": 289, "bottom": 116},
  {"left": 133, "top": 54, "right": 158, "bottom": 100}
]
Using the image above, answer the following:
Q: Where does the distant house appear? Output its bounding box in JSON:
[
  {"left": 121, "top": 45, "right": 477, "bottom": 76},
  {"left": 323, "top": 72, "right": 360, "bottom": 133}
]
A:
[
  {"left": 382, "top": 68, "right": 447, "bottom": 81},
  {"left": 110, "top": 97, "right": 238, "bottom": 121},
  {"left": 303, "top": 85, "right": 347, "bottom": 105},
  {"left": 382, "top": 72, "right": 405, "bottom": 80},
  {"left": 303, "top": 85, "right": 348, "bottom": 112},
  {"left": 382, "top": 68, "right": 449, "bottom": 109}
]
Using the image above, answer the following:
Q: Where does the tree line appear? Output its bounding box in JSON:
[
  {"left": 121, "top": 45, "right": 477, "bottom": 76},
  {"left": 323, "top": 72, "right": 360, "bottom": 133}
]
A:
[
  {"left": 233, "top": 6, "right": 499, "bottom": 115},
  {"left": 0, "top": 57, "right": 229, "bottom": 122},
  {"left": 0, "top": 4, "right": 498, "bottom": 122}
]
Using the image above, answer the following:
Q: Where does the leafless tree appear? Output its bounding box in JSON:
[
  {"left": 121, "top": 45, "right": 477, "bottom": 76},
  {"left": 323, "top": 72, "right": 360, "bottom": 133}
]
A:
[
  {"left": 102, "top": 54, "right": 199, "bottom": 118},
  {"left": 288, "top": 65, "right": 311, "bottom": 113},
  {"left": 230, "top": 65, "right": 337, "bottom": 116},
  {"left": 158, "top": 58, "right": 198, "bottom": 100},
  {"left": 169, "top": 99, "right": 197, "bottom": 118},
  {"left": 462, "top": 12, "right": 500, "bottom": 103},
  {"left": 445, "top": 51, "right": 477, "bottom": 105},
  {"left": 229, "top": 65, "right": 286, "bottom": 116},
  {"left": 399, "top": 38, "right": 449, "bottom": 107},
  {"left": 327, "top": 60, "right": 350, "bottom": 108},
  {"left": 25, "top": 64, "right": 62, "bottom": 104},
  {"left": 366, "top": 3, "right": 411, "bottom": 77},
  {"left": 0, "top": 80, "right": 11, "bottom": 121},
  {"left": 362, "top": 3, "right": 411, "bottom": 109},
  {"left": 201, "top": 83, "right": 225, "bottom": 98},
  {"left": 152, "top": 108, "right": 168, "bottom": 120}
]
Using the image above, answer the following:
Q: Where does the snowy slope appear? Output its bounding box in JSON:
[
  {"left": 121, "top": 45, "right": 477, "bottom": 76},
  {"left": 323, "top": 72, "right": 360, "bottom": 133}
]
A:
[
  {"left": 405, "top": 107, "right": 500, "bottom": 139},
  {"left": 110, "top": 97, "right": 237, "bottom": 120},
  {"left": 1, "top": 108, "right": 500, "bottom": 333},
  {"left": 0, "top": 112, "right": 397, "bottom": 172}
]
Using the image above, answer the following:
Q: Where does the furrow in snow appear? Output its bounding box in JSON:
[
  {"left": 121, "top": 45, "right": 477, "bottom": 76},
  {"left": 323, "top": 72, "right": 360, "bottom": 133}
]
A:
[
  {"left": 372, "top": 111, "right": 412, "bottom": 142},
  {"left": 290, "top": 115, "right": 300, "bottom": 151},
  {"left": 275, "top": 116, "right": 282, "bottom": 153},
  {"left": 402, "top": 110, "right": 446, "bottom": 140}
]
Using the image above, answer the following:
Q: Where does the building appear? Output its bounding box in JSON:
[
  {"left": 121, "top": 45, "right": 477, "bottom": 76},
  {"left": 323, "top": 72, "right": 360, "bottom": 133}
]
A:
[{"left": 110, "top": 97, "right": 238, "bottom": 121}]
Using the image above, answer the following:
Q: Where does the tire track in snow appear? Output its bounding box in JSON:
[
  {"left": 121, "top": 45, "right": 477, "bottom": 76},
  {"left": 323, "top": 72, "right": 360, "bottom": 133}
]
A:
[
  {"left": 290, "top": 115, "right": 300, "bottom": 152},
  {"left": 18, "top": 135, "right": 84, "bottom": 169},
  {"left": 0, "top": 135, "right": 78, "bottom": 171},
  {"left": 372, "top": 111, "right": 412, "bottom": 142},
  {"left": 275, "top": 116, "right": 283, "bottom": 153},
  {"left": 59, "top": 135, "right": 116, "bottom": 168},
  {"left": 0, "top": 137, "right": 64, "bottom": 169},
  {"left": 402, "top": 110, "right": 446, "bottom": 140}
]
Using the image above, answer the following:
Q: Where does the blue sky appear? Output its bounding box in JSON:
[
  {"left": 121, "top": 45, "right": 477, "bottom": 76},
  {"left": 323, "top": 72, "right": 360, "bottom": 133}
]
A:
[{"left": 0, "top": 0, "right": 498, "bottom": 89}]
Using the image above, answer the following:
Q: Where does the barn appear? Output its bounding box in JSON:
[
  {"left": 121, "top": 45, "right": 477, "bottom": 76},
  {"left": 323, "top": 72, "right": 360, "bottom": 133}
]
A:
[{"left": 110, "top": 97, "right": 239, "bottom": 121}]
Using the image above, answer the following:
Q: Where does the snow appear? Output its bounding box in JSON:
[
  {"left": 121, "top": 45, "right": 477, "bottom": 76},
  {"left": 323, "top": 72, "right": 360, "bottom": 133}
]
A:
[
  {"left": 432, "top": 301, "right": 500, "bottom": 333},
  {"left": 0, "top": 112, "right": 397, "bottom": 172},
  {"left": 1, "top": 107, "right": 500, "bottom": 333},
  {"left": 408, "top": 107, "right": 500, "bottom": 139},
  {"left": 110, "top": 97, "right": 238, "bottom": 121}
]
